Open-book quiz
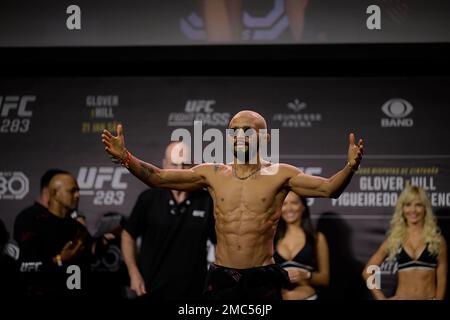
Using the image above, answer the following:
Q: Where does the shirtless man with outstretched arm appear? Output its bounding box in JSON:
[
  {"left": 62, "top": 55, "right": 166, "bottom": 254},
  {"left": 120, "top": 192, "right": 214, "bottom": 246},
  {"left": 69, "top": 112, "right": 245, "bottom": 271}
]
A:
[{"left": 101, "top": 110, "right": 363, "bottom": 299}]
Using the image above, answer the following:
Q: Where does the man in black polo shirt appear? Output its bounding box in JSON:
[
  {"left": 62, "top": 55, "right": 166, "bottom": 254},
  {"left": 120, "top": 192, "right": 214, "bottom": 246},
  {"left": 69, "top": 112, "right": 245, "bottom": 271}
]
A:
[{"left": 122, "top": 142, "right": 215, "bottom": 300}]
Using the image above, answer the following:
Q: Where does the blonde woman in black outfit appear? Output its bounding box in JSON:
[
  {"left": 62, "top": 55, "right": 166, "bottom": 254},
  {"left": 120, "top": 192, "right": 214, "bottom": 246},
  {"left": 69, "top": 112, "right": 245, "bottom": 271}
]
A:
[{"left": 363, "top": 185, "right": 447, "bottom": 300}]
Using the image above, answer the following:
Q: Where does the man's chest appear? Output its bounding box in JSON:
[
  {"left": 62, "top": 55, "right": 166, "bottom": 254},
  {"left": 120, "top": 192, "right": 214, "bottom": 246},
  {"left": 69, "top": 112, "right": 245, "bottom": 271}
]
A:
[{"left": 209, "top": 174, "right": 287, "bottom": 212}]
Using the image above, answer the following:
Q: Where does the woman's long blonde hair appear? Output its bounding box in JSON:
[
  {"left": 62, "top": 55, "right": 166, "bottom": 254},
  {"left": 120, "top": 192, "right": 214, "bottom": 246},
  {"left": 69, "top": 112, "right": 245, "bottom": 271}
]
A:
[{"left": 387, "top": 185, "right": 441, "bottom": 259}]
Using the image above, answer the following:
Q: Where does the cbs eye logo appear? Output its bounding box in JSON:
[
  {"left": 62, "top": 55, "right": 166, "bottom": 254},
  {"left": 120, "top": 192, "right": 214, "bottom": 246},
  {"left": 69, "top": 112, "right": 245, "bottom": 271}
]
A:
[{"left": 381, "top": 98, "right": 413, "bottom": 118}]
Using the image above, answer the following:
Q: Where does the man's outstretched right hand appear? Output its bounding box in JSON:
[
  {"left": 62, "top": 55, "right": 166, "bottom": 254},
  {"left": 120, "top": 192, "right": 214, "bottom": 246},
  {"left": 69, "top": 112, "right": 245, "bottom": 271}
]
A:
[{"left": 102, "top": 124, "right": 127, "bottom": 163}]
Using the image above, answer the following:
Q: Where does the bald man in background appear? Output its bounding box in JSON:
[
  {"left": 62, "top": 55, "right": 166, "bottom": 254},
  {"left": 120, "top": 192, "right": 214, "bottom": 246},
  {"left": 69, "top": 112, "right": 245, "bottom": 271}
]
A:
[
  {"left": 14, "top": 169, "right": 68, "bottom": 247},
  {"left": 14, "top": 169, "right": 88, "bottom": 250},
  {"left": 122, "top": 142, "right": 215, "bottom": 300},
  {"left": 18, "top": 172, "right": 92, "bottom": 297}
]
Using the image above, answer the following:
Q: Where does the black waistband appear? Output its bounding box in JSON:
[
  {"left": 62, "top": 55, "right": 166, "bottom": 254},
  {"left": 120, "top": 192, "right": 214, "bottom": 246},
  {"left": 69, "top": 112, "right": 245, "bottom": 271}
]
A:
[{"left": 208, "top": 263, "right": 289, "bottom": 286}]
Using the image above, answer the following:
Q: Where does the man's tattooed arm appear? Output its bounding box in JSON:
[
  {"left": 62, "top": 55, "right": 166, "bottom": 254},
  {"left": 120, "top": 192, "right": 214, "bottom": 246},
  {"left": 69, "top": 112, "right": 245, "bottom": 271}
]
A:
[{"left": 124, "top": 153, "right": 208, "bottom": 190}]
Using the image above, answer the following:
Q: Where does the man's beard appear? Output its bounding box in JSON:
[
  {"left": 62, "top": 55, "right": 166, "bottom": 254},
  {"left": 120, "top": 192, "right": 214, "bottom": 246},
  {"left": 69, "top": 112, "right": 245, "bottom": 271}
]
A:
[{"left": 233, "top": 141, "right": 258, "bottom": 163}]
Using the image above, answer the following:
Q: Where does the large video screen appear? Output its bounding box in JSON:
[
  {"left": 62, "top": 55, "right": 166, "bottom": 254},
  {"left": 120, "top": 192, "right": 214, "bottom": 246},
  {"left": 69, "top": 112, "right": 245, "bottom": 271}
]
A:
[{"left": 1, "top": 0, "right": 449, "bottom": 47}]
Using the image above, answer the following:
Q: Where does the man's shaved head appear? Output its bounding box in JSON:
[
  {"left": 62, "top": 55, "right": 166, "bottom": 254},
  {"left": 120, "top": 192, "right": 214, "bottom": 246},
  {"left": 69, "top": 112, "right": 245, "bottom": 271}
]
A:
[
  {"left": 48, "top": 173, "right": 80, "bottom": 216},
  {"left": 49, "top": 174, "right": 76, "bottom": 193},
  {"left": 227, "top": 110, "right": 270, "bottom": 163},
  {"left": 229, "top": 110, "right": 267, "bottom": 130}
]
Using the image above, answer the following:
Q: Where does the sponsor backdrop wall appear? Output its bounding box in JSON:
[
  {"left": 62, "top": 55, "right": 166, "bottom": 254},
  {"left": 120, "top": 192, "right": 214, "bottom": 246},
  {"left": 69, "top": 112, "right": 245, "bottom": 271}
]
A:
[{"left": 1, "top": 76, "right": 450, "bottom": 297}]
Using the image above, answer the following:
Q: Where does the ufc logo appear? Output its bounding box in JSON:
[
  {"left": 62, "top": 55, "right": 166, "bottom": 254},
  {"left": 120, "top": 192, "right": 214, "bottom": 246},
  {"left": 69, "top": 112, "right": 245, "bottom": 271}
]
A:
[
  {"left": 185, "top": 100, "right": 215, "bottom": 113},
  {"left": 77, "top": 167, "right": 128, "bottom": 190},
  {"left": 20, "top": 262, "right": 43, "bottom": 272},
  {"left": 0, "top": 96, "right": 35, "bottom": 117}
]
